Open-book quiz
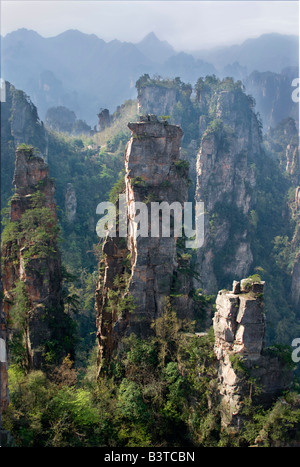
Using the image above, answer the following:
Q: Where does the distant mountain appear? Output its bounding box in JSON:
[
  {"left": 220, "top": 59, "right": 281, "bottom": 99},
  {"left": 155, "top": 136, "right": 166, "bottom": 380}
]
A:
[
  {"left": 135, "top": 32, "right": 175, "bottom": 64},
  {"left": 1, "top": 29, "right": 299, "bottom": 126},
  {"left": 2, "top": 28, "right": 216, "bottom": 125},
  {"left": 194, "top": 33, "right": 299, "bottom": 76},
  {"left": 2, "top": 28, "right": 152, "bottom": 124},
  {"left": 161, "top": 52, "right": 217, "bottom": 83}
]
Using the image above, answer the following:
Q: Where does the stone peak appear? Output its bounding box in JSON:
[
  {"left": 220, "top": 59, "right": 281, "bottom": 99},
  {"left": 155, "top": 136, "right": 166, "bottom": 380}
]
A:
[{"left": 128, "top": 115, "right": 183, "bottom": 138}]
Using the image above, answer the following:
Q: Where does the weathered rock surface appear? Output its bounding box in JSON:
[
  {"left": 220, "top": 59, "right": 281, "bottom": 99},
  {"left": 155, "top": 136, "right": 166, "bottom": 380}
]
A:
[
  {"left": 291, "top": 187, "right": 300, "bottom": 311},
  {"left": 213, "top": 278, "right": 292, "bottom": 430},
  {"left": 137, "top": 86, "right": 177, "bottom": 118},
  {"left": 1, "top": 81, "right": 48, "bottom": 210},
  {"left": 0, "top": 279, "right": 9, "bottom": 413},
  {"left": 95, "top": 234, "right": 130, "bottom": 371},
  {"left": 292, "top": 253, "right": 300, "bottom": 310},
  {"left": 126, "top": 117, "right": 188, "bottom": 324},
  {"left": 95, "top": 116, "right": 189, "bottom": 370},
  {"left": 65, "top": 183, "right": 77, "bottom": 222},
  {"left": 195, "top": 87, "right": 262, "bottom": 293},
  {"left": 2, "top": 147, "right": 71, "bottom": 370}
]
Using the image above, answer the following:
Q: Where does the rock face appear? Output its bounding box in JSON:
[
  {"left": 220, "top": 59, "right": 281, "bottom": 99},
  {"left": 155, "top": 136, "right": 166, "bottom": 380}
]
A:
[
  {"left": 65, "top": 183, "right": 77, "bottom": 222},
  {"left": 1, "top": 81, "right": 48, "bottom": 209},
  {"left": 125, "top": 116, "right": 188, "bottom": 326},
  {"left": 213, "top": 278, "right": 292, "bottom": 430},
  {"left": 244, "top": 67, "right": 299, "bottom": 130},
  {"left": 285, "top": 144, "right": 299, "bottom": 179},
  {"left": 195, "top": 87, "right": 262, "bottom": 293},
  {"left": 277, "top": 118, "right": 299, "bottom": 181},
  {"left": 0, "top": 279, "right": 9, "bottom": 413},
  {"left": 2, "top": 147, "right": 72, "bottom": 371},
  {"left": 137, "top": 86, "right": 177, "bottom": 118},
  {"left": 45, "top": 106, "right": 91, "bottom": 135},
  {"left": 95, "top": 116, "right": 189, "bottom": 371},
  {"left": 292, "top": 254, "right": 300, "bottom": 309},
  {"left": 290, "top": 186, "right": 300, "bottom": 311},
  {"left": 97, "top": 109, "right": 111, "bottom": 131}
]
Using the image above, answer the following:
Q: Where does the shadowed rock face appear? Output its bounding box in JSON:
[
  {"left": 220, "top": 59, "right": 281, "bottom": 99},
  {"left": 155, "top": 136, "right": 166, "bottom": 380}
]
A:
[
  {"left": 95, "top": 116, "right": 189, "bottom": 371},
  {"left": 97, "top": 109, "right": 111, "bottom": 131},
  {"left": 244, "top": 68, "right": 299, "bottom": 130},
  {"left": 2, "top": 148, "right": 70, "bottom": 371},
  {"left": 10, "top": 149, "right": 55, "bottom": 222},
  {"left": 0, "top": 280, "right": 9, "bottom": 412},
  {"left": 195, "top": 89, "right": 262, "bottom": 294},
  {"left": 292, "top": 254, "right": 300, "bottom": 309},
  {"left": 213, "top": 278, "right": 292, "bottom": 431}
]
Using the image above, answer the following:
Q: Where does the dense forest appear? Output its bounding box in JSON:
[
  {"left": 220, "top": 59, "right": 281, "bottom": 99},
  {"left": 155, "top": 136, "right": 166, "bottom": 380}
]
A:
[{"left": 1, "top": 72, "right": 300, "bottom": 448}]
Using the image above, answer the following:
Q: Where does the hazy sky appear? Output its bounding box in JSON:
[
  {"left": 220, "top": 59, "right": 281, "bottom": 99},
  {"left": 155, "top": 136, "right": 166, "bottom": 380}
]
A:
[{"left": 1, "top": 0, "right": 299, "bottom": 50}]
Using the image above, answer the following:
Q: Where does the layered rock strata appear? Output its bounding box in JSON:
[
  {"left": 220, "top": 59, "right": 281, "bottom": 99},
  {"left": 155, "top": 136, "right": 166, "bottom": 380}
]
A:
[
  {"left": 96, "top": 115, "right": 189, "bottom": 370},
  {"left": 213, "top": 278, "right": 292, "bottom": 430}
]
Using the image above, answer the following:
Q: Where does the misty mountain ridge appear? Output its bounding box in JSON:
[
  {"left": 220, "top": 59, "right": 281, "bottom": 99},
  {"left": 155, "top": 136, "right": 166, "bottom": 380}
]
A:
[
  {"left": 194, "top": 32, "right": 299, "bottom": 74},
  {"left": 1, "top": 28, "right": 299, "bottom": 126}
]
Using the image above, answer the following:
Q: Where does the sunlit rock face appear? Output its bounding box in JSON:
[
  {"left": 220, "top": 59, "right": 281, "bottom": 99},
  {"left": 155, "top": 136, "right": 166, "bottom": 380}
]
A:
[
  {"left": 95, "top": 116, "right": 189, "bottom": 371},
  {"left": 213, "top": 278, "right": 292, "bottom": 431}
]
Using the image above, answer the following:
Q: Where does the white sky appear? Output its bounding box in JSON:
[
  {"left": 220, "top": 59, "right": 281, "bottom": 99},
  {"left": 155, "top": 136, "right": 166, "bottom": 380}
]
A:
[{"left": 0, "top": 1, "right": 299, "bottom": 50}]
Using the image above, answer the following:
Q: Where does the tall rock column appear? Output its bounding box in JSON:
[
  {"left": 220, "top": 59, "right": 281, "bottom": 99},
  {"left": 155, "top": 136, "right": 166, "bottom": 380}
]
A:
[
  {"left": 195, "top": 87, "right": 262, "bottom": 294},
  {"left": 96, "top": 115, "right": 189, "bottom": 370},
  {"left": 292, "top": 253, "right": 300, "bottom": 310},
  {"left": 213, "top": 277, "right": 292, "bottom": 431},
  {"left": 126, "top": 115, "right": 189, "bottom": 329},
  {"left": 2, "top": 146, "right": 73, "bottom": 371},
  {"left": 291, "top": 188, "right": 300, "bottom": 311},
  {"left": 0, "top": 279, "right": 9, "bottom": 413}
]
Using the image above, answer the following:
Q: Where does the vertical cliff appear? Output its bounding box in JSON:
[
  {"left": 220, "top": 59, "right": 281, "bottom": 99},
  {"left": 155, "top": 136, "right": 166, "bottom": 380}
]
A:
[
  {"left": 65, "top": 182, "right": 77, "bottom": 222},
  {"left": 265, "top": 118, "right": 300, "bottom": 313},
  {"left": 97, "top": 109, "right": 111, "bottom": 131},
  {"left": 137, "top": 85, "right": 177, "bottom": 117},
  {"left": 95, "top": 115, "right": 189, "bottom": 371},
  {"left": 0, "top": 279, "right": 9, "bottom": 413},
  {"left": 126, "top": 116, "right": 189, "bottom": 325},
  {"left": 1, "top": 146, "right": 73, "bottom": 371},
  {"left": 265, "top": 117, "right": 299, "bottom": 183},
  {"left": 135, "top": 76, "right": 194, "bottom": 130},
  {"left": 244, "top": 68, "right": 299, "bottom": 130},
  {"left": 213, "top": 277, "right": 292, "bottom": 431},
  {"left": 291, "top": 199, "right": 300, "bottom": 309},
  {"left": 195, "top": 84, "right": 262, "bottom": 293},
  {"left": 292, "top": 254, "right": 300, "bottom": 309},
  {"left": 1, "top": 81, "right": 47, "bottom": 210},
  {"left": 134, "top": 75, "right": 299, "bottom": 342}
]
